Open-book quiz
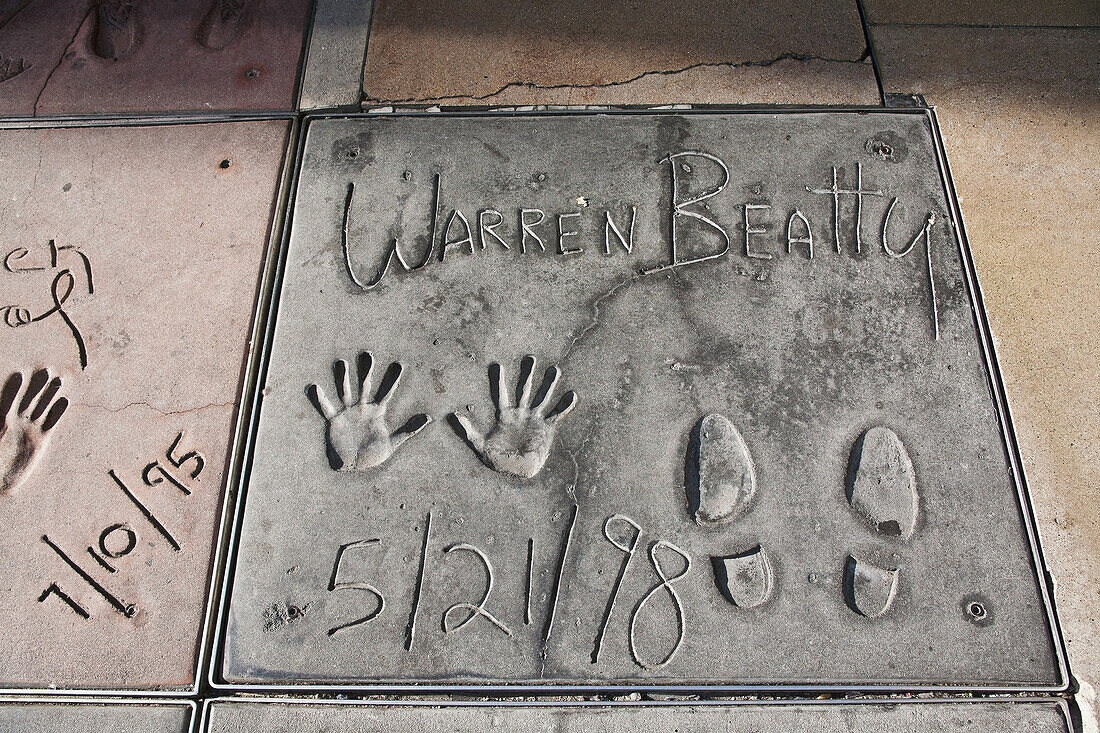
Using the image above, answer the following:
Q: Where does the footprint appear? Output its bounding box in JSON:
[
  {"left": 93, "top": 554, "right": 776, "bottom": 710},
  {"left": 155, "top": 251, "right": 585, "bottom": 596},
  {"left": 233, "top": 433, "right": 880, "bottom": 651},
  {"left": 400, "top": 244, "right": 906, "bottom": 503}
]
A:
[
  {"left": 842, "top": 426, "right": 917, "bottom": 618},
  {"left": 846, "top": 426, "right": 918, "bottom": 538},
  {"left": 0, "top": 54, "right": 31, "bottom": 84},
  {"left": 684, "top": 415, "right": 775, "bottom": 611},
  {"left": 712, "top": 545, "right": 774, "bottom": 609},
  {"left": 844, "top": 555, "right": 899, "bottom": 618},
  {"left": 197, "top": 0, "right": 247, "bottom": 50},
  {"left": 688, "top": 413, "right": 756, "bottom": 525},
  {"left": 94, "top": 0, "right": 138, "bottom": 61}
]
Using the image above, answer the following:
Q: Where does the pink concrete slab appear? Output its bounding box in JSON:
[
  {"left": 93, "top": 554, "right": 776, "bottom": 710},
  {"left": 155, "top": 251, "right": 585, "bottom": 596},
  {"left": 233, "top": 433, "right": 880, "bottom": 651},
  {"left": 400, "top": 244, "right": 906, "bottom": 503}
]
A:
[
  {"left": 0, "top": 0, "right": 310, "bottom": 117},
  {"left": 0, "top": 119, "right": 289, "bottom": 690}
]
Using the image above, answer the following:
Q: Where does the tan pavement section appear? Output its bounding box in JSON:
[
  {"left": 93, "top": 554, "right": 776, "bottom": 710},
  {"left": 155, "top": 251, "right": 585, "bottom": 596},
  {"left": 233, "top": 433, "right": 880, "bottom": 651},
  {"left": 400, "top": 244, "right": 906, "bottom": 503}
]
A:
[
  {"left": 362, "top": 0, "right": 879, "bottom": 106},
  {"left": 872, "top": 22, "right": 1100, "bottom": 713},
  {"left": 862, "top": 0, "right": 1099, "bottom": 28}
]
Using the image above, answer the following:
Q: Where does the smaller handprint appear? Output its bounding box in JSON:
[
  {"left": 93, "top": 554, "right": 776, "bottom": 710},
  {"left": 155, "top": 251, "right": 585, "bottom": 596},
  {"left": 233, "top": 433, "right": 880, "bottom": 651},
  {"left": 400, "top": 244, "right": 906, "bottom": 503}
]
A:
[
  {"left": 451, "top": 355, "right": 577, "bottom": 479},
  {"left": 306, "top": 351, "right": 431, "bottom": 471},
  {"left": 0, "top": 368, "right": 69, "bottom": 495}
]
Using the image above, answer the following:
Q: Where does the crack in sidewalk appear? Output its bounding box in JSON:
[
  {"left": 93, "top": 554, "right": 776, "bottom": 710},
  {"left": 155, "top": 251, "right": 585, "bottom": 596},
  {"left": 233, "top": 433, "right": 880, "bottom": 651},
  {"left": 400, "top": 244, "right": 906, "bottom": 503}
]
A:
[
  {"left": 366, "top": 50, "right": 871, "bottom": 105},
  {"left": 32, "top": 8, "right": 88, "bottom": 115},
  {"left": 80, "top": 399, "right": 237, "bottom": 417}
]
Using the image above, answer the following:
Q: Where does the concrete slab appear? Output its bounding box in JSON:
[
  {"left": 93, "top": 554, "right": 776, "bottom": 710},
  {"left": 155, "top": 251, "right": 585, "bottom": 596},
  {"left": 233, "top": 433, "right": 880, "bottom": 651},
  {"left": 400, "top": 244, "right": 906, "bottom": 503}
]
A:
[
  {"left": 870, "top": 21, "right": 1100, "bottom": 718},
  {"left": 0, "top": 0, "right": 310, "bottom": 117},
  {"left": 0, "top": 119, "right": 290, "bottom": 690},
  {"left": 361, "top": 0, "right": 879, "bottom": 106},
  {"left": 299, "top": 0, "right": 374, "bottom": 111},
  {"left": 0, "top": 699, "right": 192, "bottom": 732},
  {"left": 219, "top": 111, "right": 1062, "bottom": 690},
  {"left": 862, "top": 0, "right": 1100, "bottom": 27},
  {"left": 202, "top": 699, "right": 1072, "bottom": 732}
]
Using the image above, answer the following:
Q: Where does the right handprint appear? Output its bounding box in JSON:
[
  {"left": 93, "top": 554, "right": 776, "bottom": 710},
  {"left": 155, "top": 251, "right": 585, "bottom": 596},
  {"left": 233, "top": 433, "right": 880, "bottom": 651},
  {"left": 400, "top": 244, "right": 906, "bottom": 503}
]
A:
[
  {"left": 0, "top": 369, "right": 69, "bottom": 495},
  {"left": 451, "top": 356, "right": 577, "bottom": 479}
]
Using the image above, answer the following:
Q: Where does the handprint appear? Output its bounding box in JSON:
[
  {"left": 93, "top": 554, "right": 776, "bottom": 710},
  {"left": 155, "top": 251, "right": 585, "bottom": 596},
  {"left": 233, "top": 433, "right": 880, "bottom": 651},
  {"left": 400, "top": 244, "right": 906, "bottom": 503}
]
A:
[
  {"left": 306, "top": 351, "right": 431, "bottom": 471},
  {"left": 451, "top": 356, "right": 577, "bottom": 479},
  {"left": 0, "top": 369, "right": 69, "bottom": 495}
]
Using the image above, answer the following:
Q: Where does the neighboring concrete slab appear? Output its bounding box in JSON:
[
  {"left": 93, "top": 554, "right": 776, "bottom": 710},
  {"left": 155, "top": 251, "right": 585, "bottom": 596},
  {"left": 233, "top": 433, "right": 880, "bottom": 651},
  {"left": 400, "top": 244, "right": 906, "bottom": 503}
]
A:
[
  {"left": 361, "top": 0, "right": 878, "bottom": 106},
  {"left": 220, "top": 111, "right": 1062, "bottom": 690},
  {"left": 862, "top": 0, "right": 1100, "bottom": 27},
  {"left": 0, "top": 0, "right": 310, "bottom": 117},
  {"left": 0, "top": 699, "right": 192, "bottom": 732},
  {"left": 871, "top": 21, "right": 1100, "bottom": 721},
  {"left": 203, "top": 699, "right": 1072, "bottom": 732},
  {"left": 299, "top": 0, "right": 374, "bottom": 110},
  {"left": 0, "top": 119, "right": 290, "bottom": 690}
]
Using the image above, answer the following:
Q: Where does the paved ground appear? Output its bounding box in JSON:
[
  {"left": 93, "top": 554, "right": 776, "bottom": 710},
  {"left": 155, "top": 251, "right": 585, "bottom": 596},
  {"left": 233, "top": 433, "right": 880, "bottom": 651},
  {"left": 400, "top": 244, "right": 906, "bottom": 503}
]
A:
[{"left": 0, "top": 0, "right": 1095, "bottom": 724}]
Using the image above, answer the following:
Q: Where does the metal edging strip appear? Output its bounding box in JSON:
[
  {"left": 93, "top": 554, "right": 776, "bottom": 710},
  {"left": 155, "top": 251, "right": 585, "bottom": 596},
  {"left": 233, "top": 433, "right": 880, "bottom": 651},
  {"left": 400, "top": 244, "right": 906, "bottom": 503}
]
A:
[{"left": 207, "top": 108, "right": 314, "bottom": 695}]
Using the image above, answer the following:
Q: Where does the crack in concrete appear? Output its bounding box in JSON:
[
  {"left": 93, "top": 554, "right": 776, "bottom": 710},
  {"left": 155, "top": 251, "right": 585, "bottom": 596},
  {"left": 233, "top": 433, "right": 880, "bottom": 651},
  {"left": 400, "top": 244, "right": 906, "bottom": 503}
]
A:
[
  {"left": 80, "top": 399, "right": 237, "bottom": 417},
  {"left": 561, "top": 272, "right": 645, "bottom": 365},
  {"left": 366, "top": 51, "right": 871, "bottom": 105},
  {"left": 559, "top": 414, "right": 599, "bottom": 502},
  {"left": 32, "top": 8, "right": 88, "bottom": 115}
]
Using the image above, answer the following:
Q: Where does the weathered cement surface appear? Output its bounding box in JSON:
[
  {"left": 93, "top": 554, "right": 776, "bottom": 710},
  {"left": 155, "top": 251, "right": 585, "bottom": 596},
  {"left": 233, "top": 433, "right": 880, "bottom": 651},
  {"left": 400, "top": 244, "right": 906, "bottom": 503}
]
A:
[
  {"left": 361, "top": 0, "right": 878, "bottom": 106},
  {"left": 870, "top": 22, "right": 1100, "bottom": 720},
  {"left": 0, "top": 700, "right": 192, "bottom": 732},
  {"left": 299, "top": 0, "right": 374, "bottom": 110},
  {"left": 0, "top": 120, "right": 289, "bottom": 689},
  {"left": 862, "top": 0, "right": 1099, "bottom": 26},
  {"left": 203, "top": 700, "right": 1071, "bottom": 732},
  {"left": 0, "top": 0, "right": 310, "bottom": 117},
  {"left": 222, "top": 112, "right": 1061, "bottom": 688}
]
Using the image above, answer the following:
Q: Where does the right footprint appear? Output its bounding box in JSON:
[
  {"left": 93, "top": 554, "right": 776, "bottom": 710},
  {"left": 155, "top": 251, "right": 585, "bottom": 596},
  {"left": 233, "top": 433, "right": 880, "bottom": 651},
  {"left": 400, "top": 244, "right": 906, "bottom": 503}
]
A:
[{"left": 842, "top": 426, "right": 918, "bottom": 618}]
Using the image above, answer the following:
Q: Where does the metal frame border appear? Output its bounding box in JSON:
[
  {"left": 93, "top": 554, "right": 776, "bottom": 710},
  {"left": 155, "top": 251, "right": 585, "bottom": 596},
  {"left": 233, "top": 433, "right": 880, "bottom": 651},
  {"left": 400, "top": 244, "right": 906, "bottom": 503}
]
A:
[
  {"left": 207, "top": 105, "right": 1070, "bottom": 696},
  {"left": 0, "top": 695, "right": 197, "bottom": 733},
  {"left": 0, "top": 112, "right": 300, "bottom": 699},
  {"left": 196, "top": 695, "right": 1074, "bottom": 731}
]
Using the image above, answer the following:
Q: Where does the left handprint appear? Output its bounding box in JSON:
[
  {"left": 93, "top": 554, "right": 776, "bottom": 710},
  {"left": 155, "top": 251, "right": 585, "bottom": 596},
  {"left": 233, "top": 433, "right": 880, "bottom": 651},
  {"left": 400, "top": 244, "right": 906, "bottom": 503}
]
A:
[
  {"left": 0, "top": 369, "right": 69, "bottom": 494},
  {"left": 306, "top": 351, "right": 431, "bottom": 471}
]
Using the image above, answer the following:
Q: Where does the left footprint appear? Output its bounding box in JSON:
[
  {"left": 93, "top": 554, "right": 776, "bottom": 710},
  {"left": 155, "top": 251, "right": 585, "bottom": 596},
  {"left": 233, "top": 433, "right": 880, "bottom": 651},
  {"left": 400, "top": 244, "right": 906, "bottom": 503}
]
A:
[
  {"left": 689, "top": 413, "right": 756, "bottom": 526},
  {"left": 688, "top": 414, "right": 777, "bottom": 612},
  {"left": 712, "top": 544, "right": 774, "bottom": 609}
]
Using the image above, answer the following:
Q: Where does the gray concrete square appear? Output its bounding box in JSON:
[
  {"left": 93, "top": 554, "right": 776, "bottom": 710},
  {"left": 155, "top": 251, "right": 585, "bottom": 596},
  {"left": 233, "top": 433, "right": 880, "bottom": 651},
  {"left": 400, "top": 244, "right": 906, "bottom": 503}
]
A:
[
  {"left": 202, "top": 699, "right": 1071, "bottom": 732},
  {"left": 219, "top": 111, "right": 1062, "bottom": 690}
]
